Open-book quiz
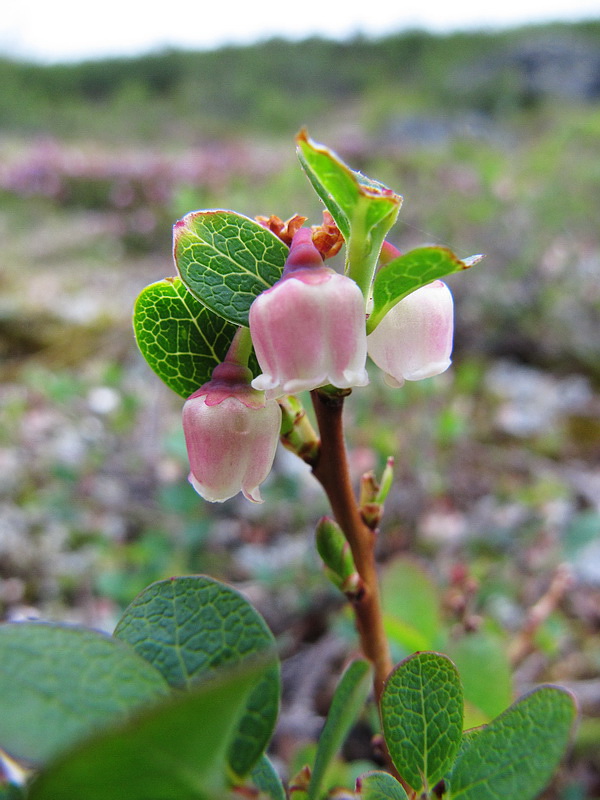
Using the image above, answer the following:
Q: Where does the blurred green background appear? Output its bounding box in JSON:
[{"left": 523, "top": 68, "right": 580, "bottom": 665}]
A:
[{"left": 1, "top": 22, "right": 600, "bottom": 797}]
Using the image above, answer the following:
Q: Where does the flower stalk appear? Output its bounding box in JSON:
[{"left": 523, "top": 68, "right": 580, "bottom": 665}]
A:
[{"left": 310, "top": 388, "right": 392, "bottom": 702}]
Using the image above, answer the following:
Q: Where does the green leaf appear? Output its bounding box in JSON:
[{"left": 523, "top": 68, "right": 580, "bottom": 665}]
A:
[
  {"left": 113, "top": 576, "right": 280, "bottom": 778},
  {"left": 453, "top": 727, "right": 483, "bottom": 764},
  {"left": 174, "top": 210, "right": 288, "bottom": 327},
  {"left": 28, "top": 656, "right": 268, "bottom": 800},
  {"left": 0, "top": 622, "right": 168, "bottom": 765},
  {"left": 249, "top": 754, "right": 287, "bottom": 800},
  {"left": 357, "top": 770, "right": 409, "bottom": 799},
  {"left": 296, "top": 130, "right": 401, "bottom": 298},
  {"left": 446, "top": 631, "right": 513, "bottom": 726},
  {"left": 447, "top": 686, "right": 576, "bottom": 800},
  {"left": 296, "top": 130, "right": 401, "bottom": 242},
  {"left": 381, "top": 651, "right": 463, "bottom": 793},
  {"left": 381, "top": 558, "right": 441, "bottom": 655},
  {"left": 307, "top": 659, "right": 372, "bottom": 800},
  {"left": 367, "top": 247, "right": 483, "bottom": 333},
  {"left": 133, "top": 276, "right": 239, "bottom": 399}
]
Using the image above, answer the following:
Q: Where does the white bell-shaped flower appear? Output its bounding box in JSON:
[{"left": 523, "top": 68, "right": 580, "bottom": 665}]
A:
[
  {"left": 367, "top": 280, "right": 454, "bottom": 387},
  {"left": 249, "top": 228, "right": 368, "bottom": 396},
  {"left": 182, "top": 362, "right": 281, "bottom": 503}
]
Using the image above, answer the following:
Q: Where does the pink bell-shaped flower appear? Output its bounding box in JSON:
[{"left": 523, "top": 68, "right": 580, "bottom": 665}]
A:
[
  {"left": 249, "top": 228, "right": 369, "bottom": 396},
  {"left": 367, "top": 280, "right": 454, "bottom": 387},
  {"left": 182, "top": 361, "right": 282, "bottom": 503}
]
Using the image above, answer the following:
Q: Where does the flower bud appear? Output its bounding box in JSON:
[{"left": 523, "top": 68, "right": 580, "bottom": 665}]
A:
[
  {"left": 249, "top": 228, "right": 368, "bottom": 396},
  {"left": 367, "top": 280, "right": 453, "bottom": 387},
  {"left": 182, "top": 362, "right": 281, "bottom": 503}
]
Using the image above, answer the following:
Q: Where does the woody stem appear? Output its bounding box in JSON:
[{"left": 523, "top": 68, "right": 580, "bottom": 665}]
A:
[{"left": 310, "top": 389, "right": 392, "bottom": 702}]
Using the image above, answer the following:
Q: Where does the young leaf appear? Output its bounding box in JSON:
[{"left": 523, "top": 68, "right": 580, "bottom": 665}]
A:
[
  {"left": 174, "top": 210, "right": 288, "bottom": 327},
  {"left": 0, "top": 622, "right": 168, "bottom": 766},
  {"left": 306, "top": 659, "right": 373, "bottom": 800},
  {"left": 296, "top": 130, "right": 401, "bottom": 242},
  {"left": 381, "top": 651, "right": 463, "bottom": 793},
  {"left": 315, "top": 516, "right": 359, "bottom": 592},
  {"left": 28, "top": 657, "right": 268, "bottom": 800},
  {"left": 249, "top": 754, "right": 287, "bottom": 800},
  {"left": 446, "top": 686, "right": 576, "bottom": 800},
  {"left": 113, "top": 576, "right": 280, "bottom": 778},
  {"left": 357, "top": 770, "right": 409, "bottom": 800},
  {"left": 367, "top": 247, "right": 483, "bottom": 333},
  {"left": 133, "top": 276, "right": 239, "bottom": 399},
  {"left": 296, "top": 130, "right": 401, "bottom": 298}
]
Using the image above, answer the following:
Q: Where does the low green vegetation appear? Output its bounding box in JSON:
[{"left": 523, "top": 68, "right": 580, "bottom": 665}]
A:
[{"left": 1, "top": 20, "right": 600, "bottom": 140}]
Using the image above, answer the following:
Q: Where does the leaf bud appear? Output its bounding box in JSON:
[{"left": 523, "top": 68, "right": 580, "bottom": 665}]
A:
[{"left": 315, "top": 516, "right": 360, "bottom": 594}]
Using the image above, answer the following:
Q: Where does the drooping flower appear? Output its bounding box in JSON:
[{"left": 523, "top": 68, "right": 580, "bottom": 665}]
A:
[
  {"left": 182, "top": 361, "right": 281, "bottom": 503},
  {"left": 367, "top": 280, "right": 454, "bottom": 387},
  {"left": 249, "top": 228, "right": 369, "bottom": 396}
]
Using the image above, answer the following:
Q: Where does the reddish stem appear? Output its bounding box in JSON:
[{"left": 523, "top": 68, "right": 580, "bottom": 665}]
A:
[{"left": 310, "top": 389, "right": 392, "bottom": 701}]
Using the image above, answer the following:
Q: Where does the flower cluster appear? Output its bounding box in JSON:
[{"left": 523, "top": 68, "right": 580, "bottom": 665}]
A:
[{"left": 183, "top": 228, "right": 454, "bottom": 503}]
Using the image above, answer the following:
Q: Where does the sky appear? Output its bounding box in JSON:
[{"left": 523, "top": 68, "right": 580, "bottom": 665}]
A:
[{"left": 2, "top": 0, "right": 599, "bottom": 64}]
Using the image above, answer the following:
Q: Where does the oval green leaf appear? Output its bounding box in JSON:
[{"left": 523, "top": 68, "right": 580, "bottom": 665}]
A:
[
  {"left": 133, "top": 276, "right": 239, "bottom": 399},
  {"left": 0, "top": 622, "right": 168, "bottom": 765},
  {"left": 174, "top": 210, "right": 288, "bottom": 327},
  {"left": 381, "top": 651, "right": 463, "bottom": 793},
  {"left": 249, "top": 754, "right": 287, "bottom": 800},
  {"left": 447, "top": 686, "right": 576, "bottom": 800},
  {"left": 357, "top": 770, "right": 409, "bottom": 800},
  {"left": 113, "top": 575, "right": 280, "bottom": 778},
  {"left": 29, "top": 656, "right": 267, "bottom": 800},
  {"left": 367, "top": 247, "right": 483, "bottom": 333}
]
